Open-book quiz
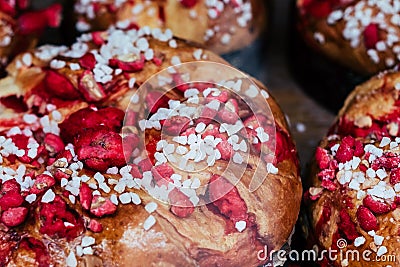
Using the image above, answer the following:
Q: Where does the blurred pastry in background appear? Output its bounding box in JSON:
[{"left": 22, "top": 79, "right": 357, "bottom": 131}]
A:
[
  {"left": 0, "top": 0, "right": 62, "bottom": 68},
  {"left": 297, "top": 0, "right": 400, "bottom": 75},
  {"left": 73, "top": 0, "right": 266, "bottom": 54}
]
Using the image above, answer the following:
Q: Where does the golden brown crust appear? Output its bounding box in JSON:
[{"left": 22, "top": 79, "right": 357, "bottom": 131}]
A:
[
  {"left": 297, "top": 0, "right": 400, "bottom": 75},
  {"left": 306, "top": 70, "right": 400, "bottom": 266},
  {"left": 74, "top": 0, "right": 266, "bottom": 54},
  {"left": 0, "top": 26, "right": 300, "bottom": 267}
]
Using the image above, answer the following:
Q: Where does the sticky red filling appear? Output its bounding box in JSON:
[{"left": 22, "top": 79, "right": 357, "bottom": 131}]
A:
[
  {"left": 363, "top": 23, "right": 380, "bottom": 49},
  {"left": 338, "top": 209, "right": 358, "bottom": 242},
  {"left": 19, "top": 237, "right": 50, "bottom": 267},
  {"left": 59, "top": 106, "right": 124, "bottom": 143},
  {"left": 362, "top": 195, "right": 391, "bottom": 215},
  {"left": 180, "top": 0, "right": 198, "bottom": 8},
  {"left": 58, "top": 107, "right": 126, "bottom": 171},
  {"left": 168, "top": 188, "right": 194, "bottom": 218},
  {"left": 44, "top": 70, "right": 81, "bottom": 100},
  {"left": 0, "top": 0, "right": 18, "bottom": 16},
  {"left": 275, "top": 126, "right": 299, "bottom": 166},
  {"left": 207, "top": 175, "right": 248, "bottom": 233},
  {"left": 158, "top": 5, "right": 165, "bottom": 23},
  {"left": 109, "top": 55, "right": 145, "bottom": 72},
  {"left": 300, "top": 0, "right": 350, "bottom": 18},
  {"left": 0, "top": 230, "right": 19, "bottom": 266},
  {"left": 315, "top": 204, "right": 331, "bottom": 237},
  {"left": 356, "top": 205, "right": 378, "bottom": 232},
  {"left": 90, "top": 195, "right": 117, "bottom": 217},
  {"left": 0, "top": 95, "right": 27, "bottom": 112},
  {"left": 27, "top": 80, "right": 81, "bottom": 110},
  {"left": 39, "top": 196, "right": 84, "bottom": 240}
]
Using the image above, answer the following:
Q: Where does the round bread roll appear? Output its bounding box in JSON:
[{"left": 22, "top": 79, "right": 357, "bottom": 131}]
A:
[
  {"left": 73, "top": 0, "right": 266, "bottom": 54},
  {"left": 305, "top": 70, "right": 400, "bottom": 266},
  {"left": 0, "top": 25, "right": 301, "bottom": 266},
  {"left": 0, "top": 1, "right": 62, "bottom": 68},
  {"left": 297, "top": 0, "right": 400, "bottom": 75}
]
